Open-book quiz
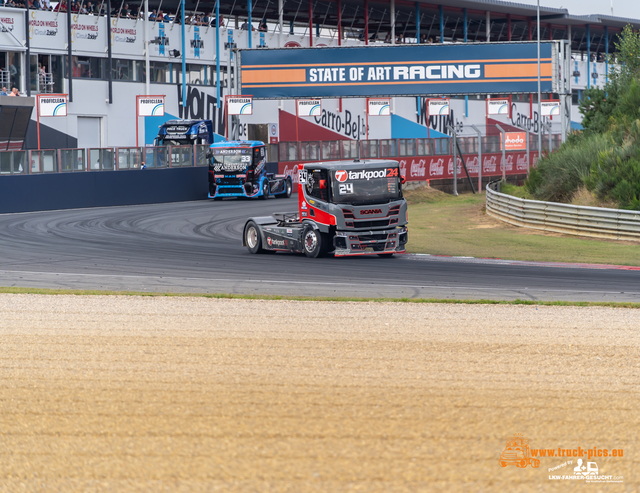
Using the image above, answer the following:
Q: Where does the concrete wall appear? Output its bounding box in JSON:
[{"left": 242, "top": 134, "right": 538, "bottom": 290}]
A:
[{"left": 0, "top": 167, "right": 209, "bottom": 214}]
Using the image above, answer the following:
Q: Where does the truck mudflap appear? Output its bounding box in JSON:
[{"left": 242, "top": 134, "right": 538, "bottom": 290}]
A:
[{"left": 332, "top": 227, "right": 408, "bottom": 257}]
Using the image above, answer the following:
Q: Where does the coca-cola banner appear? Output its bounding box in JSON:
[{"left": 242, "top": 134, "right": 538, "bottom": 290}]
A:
[{"left": 278, "top": 152, "right": 536, "bottom": 182}]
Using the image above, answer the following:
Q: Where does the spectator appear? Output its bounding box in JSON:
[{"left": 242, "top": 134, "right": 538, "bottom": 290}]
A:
[
  {"left": 149, "top": 9, "right": 156, "bottom": 20},
  {"left": 9, "top": 87, "right": 20, "bottom": 96},
  {"left": 420, "top": 34, "right": 427, "bottom": 44},
  {"left": 258, "top": 19, "right": 267, "bottom": 32},
  {"left": 384, "top": 32, "right": 391, "bottom": 43},
  {"left": 0, "top": 87, "right": 7, "bottom": 96},
  {"left": 86, "top": 1, "right": 94, "bottom": 13},
  {"left": 241, "top": 20, "right": 249, "bottom": 30}
]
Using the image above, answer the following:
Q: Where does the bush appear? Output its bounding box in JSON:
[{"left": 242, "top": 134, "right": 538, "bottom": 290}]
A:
[
  {"left": 525, "top": 25, "right": 640, "bottom": 210},
  {"left": 526, "top": 133, "right": 610, "bottom": 202}
]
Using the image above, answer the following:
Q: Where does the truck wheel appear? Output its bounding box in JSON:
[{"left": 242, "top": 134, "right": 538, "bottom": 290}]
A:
[
  {"left": 302, "top": 226, "right": 325, "bottom": 258},
  {"left": 280, "top": 177, "right": 292, "bottom": 198},
  {"left": 260, "top": 179, "right": 270, "bottom": 199},
  {"left": 499, "top": 461, "right": 507, "bottom": 468},
  {"left": 245, "top": 221, "right": 264, "bottom": 254},
  {"left": 532, "top": 459, "right": 540, "bottom": 468}
]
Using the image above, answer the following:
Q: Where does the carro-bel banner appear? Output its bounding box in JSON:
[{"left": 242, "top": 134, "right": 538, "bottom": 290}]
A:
[{"left": 240, "top": 42, "right": 558, "bottom": 99}]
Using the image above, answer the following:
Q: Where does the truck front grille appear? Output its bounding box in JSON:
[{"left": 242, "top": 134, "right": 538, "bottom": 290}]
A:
[
  {"left": 345, "top": 219, "right": 390, "bottom": 228},
  {"left": 357, "top": 234, "right": 388, "bottom": 242},
  {"left": 219, "top": 187, "right": 245, "bottom": 194}
]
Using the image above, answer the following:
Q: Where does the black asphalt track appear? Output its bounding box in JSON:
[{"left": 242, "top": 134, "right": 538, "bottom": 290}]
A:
[{"left": 0, "top": 196, "right": 639, "bottom": 301}]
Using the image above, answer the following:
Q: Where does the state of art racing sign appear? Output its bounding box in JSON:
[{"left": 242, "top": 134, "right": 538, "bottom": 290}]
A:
[{"left": 240, "top": 42, "right": 558, "bottom": 99}]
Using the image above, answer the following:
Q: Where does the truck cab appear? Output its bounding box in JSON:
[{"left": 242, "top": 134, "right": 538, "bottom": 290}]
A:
[
  {"left": 243, "top": 159, "right": 409, "bottom": 257},
  {"left": 208, "top": 140, "right": 292, "bottom": 199},
  {"left": 155, "top": 119, "right": 222, "bottom": 146}
]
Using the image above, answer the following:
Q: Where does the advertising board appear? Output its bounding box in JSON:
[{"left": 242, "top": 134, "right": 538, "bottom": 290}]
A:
[
  {"left": 541, "top": 100, "right": 561, "bottom": 116},
  {"left": 227, "top": 96, "right": 253, "bottom": 115},
  {"left": 240, "top": 42, "right": 557, "bottom": 98},
  {"left": 296, "top": 99, "right": 322, "bottom": 117},
  {"left": 367, "top": 98, "right": 390, "bottom": 116},
  {"left": 137, "top": 96, "right": 165, "bottom": 117},
  {"left": 38, "top": 94, "right": 67, "bottom": 117},
  {"left": 501, "top": 132, "right": 527, "bottom": 151}
]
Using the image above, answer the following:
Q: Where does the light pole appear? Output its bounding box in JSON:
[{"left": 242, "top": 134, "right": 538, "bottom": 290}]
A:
[{"left": 537, "top": 0, "right": 542, "bottom": 158}]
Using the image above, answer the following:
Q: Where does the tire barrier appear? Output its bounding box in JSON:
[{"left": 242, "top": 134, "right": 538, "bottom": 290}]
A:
[{"left": 486, "top": 181, "right": 640, "bottom": 242}]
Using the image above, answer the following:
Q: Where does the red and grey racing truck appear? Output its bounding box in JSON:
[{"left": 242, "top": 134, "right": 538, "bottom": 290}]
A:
[{"left": 243, "top": 159, "right": 408, "bottom": 257}]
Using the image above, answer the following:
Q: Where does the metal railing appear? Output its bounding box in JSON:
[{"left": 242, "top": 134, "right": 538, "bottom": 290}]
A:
[
  {"left": 486, "top": 181, "right": 640, "bottom": 242},
  {"left": 0, "top": 145, "right": 211, "bottom": 175}
]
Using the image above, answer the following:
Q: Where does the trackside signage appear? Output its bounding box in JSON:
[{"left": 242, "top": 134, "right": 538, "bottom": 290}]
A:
[
  {"left": 38, "top": 95, "right": 67, "bottom": 117},
  {"left": 502, "top": 132, "right": 527, "bottom": 151},
  {"left": 428, "top": 99, "right": 450, "bottom": 116},
  {"left": 227, "top": 96, "right": 253, "bottom": 115},
  {"left": 240, "top": 42, "right": 557, "bottom": 98},
  {"left": 487, "top": 98, "right": 510, "bottom": 115},
  {"left": 368, "top": 98, "right": 390, "bottom": 116},
  {"left": 296, "top": 99, "right": 321, "bottom": 117},
  {"left": 541, "top": 100, "right": 561, "bottom": 116},
  {"left": 137, "top": 96, "right": 165, "bottom": 117}
]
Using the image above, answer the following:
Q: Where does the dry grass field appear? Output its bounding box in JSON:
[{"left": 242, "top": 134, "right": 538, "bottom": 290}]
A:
[{"left": 1, "top": 294, "right": 638, "bottom": 492}]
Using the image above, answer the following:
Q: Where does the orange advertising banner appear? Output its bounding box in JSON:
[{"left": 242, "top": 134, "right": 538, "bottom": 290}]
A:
[{"left": 502, "top": 132, "right": 527, "bottom": 151}]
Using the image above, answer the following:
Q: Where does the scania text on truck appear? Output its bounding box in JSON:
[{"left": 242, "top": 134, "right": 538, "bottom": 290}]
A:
[
  {"left": 208, "top": 140, "right": 293, "bottom": 199},
  {"left": 242, "top": 159, "right": 408, "bottom": 257}
]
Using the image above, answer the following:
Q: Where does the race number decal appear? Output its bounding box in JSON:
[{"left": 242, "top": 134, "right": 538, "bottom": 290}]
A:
[
  {"left": 386, "top": 168, "right": 398, "bottom": 177},
  {"left": 338, "top": 183, "right": 354, "bottom": 195},
  {"left": 299, "top": 169, "right": 308, "bottom": 184}
]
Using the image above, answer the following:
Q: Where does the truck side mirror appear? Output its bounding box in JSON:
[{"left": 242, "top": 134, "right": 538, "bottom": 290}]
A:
[{"left": 400, "top": 175, "right": 406, "bottom": 184}]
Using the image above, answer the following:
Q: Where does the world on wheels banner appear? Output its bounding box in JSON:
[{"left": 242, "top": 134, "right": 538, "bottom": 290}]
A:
[{"left": 240, "top": 41, "right": 558, "bottom": 99}]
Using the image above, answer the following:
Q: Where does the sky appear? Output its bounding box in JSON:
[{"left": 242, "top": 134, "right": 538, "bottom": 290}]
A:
[{"left": 516, "top": 0, "right": 640, "bottom": 20}]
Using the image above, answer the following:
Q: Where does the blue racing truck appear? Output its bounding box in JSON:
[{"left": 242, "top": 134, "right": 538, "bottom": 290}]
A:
[
  {"left": 207, "top": 140, "right": 293, "bottom": 200},
  {"left": 155, "top": 119, "right": 225, "bottom": 146}
]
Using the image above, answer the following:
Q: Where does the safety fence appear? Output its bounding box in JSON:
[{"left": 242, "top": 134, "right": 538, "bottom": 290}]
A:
[
  {"left": 0, "top": 145, "right": 211, "bottom": 175},
  {"left": 486, "top": 181, "right": 640, "bottom": 242},
  {"left": 277, "top": 135, "right": 561, "bottom": 163}
]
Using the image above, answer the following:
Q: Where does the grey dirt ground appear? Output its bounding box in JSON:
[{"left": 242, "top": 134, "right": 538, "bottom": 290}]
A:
[{"left": 1, "top": 294, "right": 637, "bottom": 492}]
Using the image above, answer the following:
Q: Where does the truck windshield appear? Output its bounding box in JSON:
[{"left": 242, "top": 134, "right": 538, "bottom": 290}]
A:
[
  {"left": 209, "top": 148, "right": 253, "bottom": 172},
  {"left": 330, "top": 166, "right": 402, "bottom": 204}
]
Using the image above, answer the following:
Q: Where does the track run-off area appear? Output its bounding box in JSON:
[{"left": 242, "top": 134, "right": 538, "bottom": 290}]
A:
[
  {"left": 1, "top": 198, "right": 639, "bottom": 492},
  {"left": 0, "top": 196, "right": 639, "bottom": 301}
]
